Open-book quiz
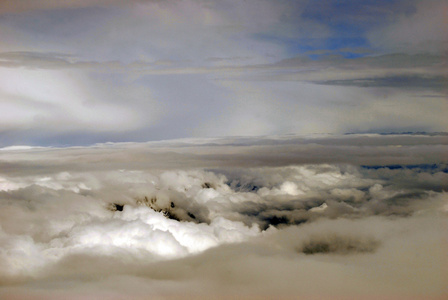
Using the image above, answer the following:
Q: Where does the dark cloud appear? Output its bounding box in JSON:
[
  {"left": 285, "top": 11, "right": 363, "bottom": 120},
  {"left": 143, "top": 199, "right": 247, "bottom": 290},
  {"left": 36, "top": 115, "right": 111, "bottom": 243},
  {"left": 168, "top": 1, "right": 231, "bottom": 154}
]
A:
[
  {"left": 271, "top": 53, "right": 445, "bottom": 82},
  {"left": 315, "top": 75, "right": 447, "bottom": 90},
  {"left": 298, "top": 234, "right": 380, "bottom": 255}
]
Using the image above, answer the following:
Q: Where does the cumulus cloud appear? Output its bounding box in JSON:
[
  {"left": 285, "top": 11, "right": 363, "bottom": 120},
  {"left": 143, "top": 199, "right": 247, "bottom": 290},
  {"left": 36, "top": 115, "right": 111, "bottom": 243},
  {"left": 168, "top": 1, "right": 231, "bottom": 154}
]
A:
[{"left": 0, "top": 135, "right": 447, "bottom": 298}]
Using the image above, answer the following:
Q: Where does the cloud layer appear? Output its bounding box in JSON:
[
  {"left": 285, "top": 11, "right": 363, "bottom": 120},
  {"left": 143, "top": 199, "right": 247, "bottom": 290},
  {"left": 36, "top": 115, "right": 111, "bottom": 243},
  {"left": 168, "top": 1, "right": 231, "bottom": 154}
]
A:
[
  {"left": 0, "top": 134, "right": 447, "bottom": 299},
  {"left": 0, "top": 0, "right": 446, "bottom": 146}
]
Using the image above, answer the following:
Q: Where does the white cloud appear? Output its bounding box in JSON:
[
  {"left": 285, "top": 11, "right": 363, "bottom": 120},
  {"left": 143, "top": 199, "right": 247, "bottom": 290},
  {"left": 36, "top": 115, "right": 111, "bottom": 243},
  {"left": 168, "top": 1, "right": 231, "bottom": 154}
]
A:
[
  {"left": 0, "top": 136, "right": 447, "bottom": 297},
  {"left": 0, "top": 68, "right": 161, "bottom": 134}
]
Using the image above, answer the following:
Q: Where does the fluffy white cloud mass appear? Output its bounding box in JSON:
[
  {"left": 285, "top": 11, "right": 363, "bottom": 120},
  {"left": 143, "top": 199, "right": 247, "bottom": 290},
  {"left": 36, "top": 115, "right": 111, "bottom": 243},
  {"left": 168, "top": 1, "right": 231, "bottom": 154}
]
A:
[{"left": 0, "top": 134, "right": 447, "bottom": 299}]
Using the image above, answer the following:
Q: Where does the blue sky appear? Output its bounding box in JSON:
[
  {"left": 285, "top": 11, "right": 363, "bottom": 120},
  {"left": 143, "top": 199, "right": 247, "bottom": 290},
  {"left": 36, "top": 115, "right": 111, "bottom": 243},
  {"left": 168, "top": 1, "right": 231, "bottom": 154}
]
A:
[{"left": 0, "top": 0, "right": 446, "bottom": 146}]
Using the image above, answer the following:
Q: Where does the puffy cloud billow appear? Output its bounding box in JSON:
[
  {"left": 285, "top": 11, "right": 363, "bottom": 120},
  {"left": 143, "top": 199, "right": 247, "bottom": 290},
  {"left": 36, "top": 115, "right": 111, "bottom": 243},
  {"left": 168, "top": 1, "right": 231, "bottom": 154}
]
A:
[{"left": 0, "top": 134, "right": 447, "bottom": 299}]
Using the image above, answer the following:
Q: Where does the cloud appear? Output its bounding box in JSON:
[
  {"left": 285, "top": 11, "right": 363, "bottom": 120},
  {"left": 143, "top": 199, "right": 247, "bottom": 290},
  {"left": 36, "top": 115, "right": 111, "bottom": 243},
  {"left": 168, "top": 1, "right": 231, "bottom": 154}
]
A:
[
  {"left": 0, "top": 135, "right": 447, "bottom": 298},
  {"left": 0, "top": 1, "right": 447, "bottom": 294},
  {"left": 367, "top": 0, "right": 448, "bottom": 53},
  {"left": 0, "top": 1, "right": 446, "bottom": 144},
  {"left": 316, "top": 75, "right": 447, "bottom": 90},
  {"left": 1, "top": 50, "right": 445, "bottom": 146},
  {"left": 0, "top": 0, "right": 161, "bottom": 14},
  {"left": 1, "top": 134, "right": 447, "bottom": 172},
  {"left": 0, "top": 66, "right": 163, "bottom": 141},
  {"left": 254, "top": 53, "right": 446, "bottom": 86},
  {"left": 0, "top": 0, "right": 293, "bottom": 64},
  {"left": 1, "top": 212, "right": 446, "bottom": 298}
]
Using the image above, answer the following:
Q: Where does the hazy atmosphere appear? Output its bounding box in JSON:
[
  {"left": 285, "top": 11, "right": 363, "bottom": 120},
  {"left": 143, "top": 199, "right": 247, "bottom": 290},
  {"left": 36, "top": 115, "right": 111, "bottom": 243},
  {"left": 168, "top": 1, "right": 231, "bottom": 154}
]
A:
[{"left": 0, "top": 1, "right": 447, "bottom": 299}]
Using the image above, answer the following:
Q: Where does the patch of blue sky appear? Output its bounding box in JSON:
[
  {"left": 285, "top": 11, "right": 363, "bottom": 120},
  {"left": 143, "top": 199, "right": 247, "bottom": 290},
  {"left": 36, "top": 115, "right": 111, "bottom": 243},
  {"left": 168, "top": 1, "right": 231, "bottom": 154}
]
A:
[
  {"left": 253, "top": 33, "right": 370, "bottom": 59},
  {"left": 324, "top": 37, "right": 369, "bottom": 51},
  {"left": 296, "top": 0, "right": 415, "bottom": 58}
]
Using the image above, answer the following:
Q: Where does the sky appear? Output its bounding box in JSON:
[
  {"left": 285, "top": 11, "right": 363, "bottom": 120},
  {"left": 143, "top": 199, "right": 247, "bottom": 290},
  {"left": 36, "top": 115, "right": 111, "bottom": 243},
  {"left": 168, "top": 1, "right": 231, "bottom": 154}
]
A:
[
  {"left": 0, "top": 0, "right": 447, "bottom": 146},
  {"left": 0, "top": 1, "right": 447, "bottom": 299}
]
